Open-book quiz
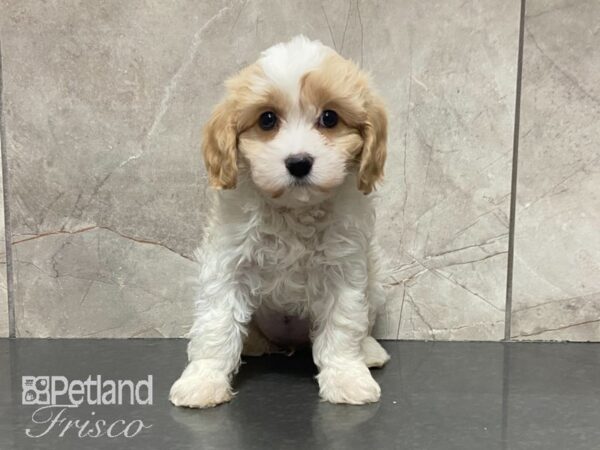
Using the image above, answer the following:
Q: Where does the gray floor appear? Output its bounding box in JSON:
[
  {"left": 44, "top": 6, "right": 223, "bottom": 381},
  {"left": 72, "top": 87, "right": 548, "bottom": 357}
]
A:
[{"left": 0, "top": 340, "right": 599, "bottom": 449}]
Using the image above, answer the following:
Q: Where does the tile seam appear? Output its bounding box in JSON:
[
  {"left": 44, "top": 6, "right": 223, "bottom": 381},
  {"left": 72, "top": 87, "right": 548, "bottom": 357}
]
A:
[
  {"left": 505, "top": 0, "right": 527, "bottom": 341},
  {"left": 0, "top": 40, "right": 16, "bottom": 338}
]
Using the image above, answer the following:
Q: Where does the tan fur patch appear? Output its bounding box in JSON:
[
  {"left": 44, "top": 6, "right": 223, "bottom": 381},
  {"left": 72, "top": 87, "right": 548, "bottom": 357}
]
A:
[
  {"left": 202, "top": 99, "right": 238, "bottom": 189},
  {"left": 300, "top": 54, "right": 388, "bottom": 193},
  {"left": 203, "top": 64, "right": 292, "bottom": 189}
]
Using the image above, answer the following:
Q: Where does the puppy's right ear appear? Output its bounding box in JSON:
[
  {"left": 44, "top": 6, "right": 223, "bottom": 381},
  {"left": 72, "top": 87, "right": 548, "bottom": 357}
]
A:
[{"left": 202, "top": 100, "right": 238, "bottom": 189}]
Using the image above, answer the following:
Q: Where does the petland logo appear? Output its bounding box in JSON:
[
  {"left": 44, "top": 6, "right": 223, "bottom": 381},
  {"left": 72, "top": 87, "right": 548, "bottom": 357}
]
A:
[{"left": 22, "top": 375, "right": 153, "bottom": 439}]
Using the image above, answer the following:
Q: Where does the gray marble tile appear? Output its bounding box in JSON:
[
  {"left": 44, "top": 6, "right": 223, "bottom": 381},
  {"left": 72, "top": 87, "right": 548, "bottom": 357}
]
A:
[
  {"left": 13, "top": 228, "right": 199, "bottom": 337},
  {"left": 374, "top": 0, "right": 520, "bottom": 340},
  {"left": 1, "top": 1, "right": 231, "bottom": 337},
  {"left": 1, "top": 0, "right": 519, "bottom": 338},
  {"left": 511, "top": 0, "right": 600, "bottom": 341}
]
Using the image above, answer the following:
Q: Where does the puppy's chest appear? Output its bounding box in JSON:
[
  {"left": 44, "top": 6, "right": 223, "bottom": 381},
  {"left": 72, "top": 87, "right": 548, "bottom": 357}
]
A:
[{"left": 246, "top": 209, "right": 334, "bottom": 306}]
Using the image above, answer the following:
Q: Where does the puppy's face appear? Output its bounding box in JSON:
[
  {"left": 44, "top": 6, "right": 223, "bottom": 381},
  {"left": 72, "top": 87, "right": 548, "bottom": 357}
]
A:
[{"left": 203, "top": 36, "right": 387, "bottom": 206}]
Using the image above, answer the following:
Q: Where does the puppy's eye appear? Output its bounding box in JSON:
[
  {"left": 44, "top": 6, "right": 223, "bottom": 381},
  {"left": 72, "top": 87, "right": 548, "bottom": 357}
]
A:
[
  {"left": 259, "top": 111, "right": 277, "bottom": 131},
  {"left": 319, "top": 110, "right": 338, "bottom": 128}
]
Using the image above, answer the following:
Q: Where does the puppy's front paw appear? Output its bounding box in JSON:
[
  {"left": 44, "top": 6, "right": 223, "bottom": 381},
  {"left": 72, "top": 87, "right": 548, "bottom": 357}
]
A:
[
  {"left": 317, "top": 364, "right": 381, "bottom": 405},
  {"left": 169, "top": 366, "right": 233, "bottom": 409}
]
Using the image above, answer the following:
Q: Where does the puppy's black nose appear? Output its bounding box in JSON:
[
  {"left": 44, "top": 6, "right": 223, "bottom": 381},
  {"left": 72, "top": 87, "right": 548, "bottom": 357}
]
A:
[{"left": 285, "top": 154, "right": 313, "bottom": 178}]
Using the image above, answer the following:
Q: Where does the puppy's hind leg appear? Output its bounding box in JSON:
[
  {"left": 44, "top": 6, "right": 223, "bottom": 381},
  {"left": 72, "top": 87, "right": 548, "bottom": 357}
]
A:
[
  {"left": 363, "top": 240, "right": 390, "bottom": 369},
  {"left": 361, "top": 336, "right": 390, "bottom": 368}
]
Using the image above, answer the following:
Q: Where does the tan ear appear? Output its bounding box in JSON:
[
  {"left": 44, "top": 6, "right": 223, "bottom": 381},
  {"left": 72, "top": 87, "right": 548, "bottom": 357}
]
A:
[
  {"left": 202, "top": 100, "right": 238, "bottom": 189},
  {"left": 358, "top": 95, "right": 388, "bottom": 194}
]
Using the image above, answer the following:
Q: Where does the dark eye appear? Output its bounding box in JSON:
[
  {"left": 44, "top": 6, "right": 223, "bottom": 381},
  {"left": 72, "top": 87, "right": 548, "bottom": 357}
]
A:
[
  {"left": 319, "top": 110, "right": 338, "bottom": 128},
  {"left": 259, "top": 111, "right": 277, "bottom": 131}
]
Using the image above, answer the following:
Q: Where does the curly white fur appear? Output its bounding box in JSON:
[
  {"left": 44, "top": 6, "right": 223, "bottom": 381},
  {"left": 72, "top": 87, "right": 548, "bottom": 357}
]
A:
[{"left": 170, "top": 175, "right": 390, "bottom": 408}]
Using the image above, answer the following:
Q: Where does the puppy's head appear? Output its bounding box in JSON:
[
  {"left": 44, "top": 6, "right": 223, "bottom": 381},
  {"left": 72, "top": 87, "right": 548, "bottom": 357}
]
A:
[{"left": 203, "top": 36, "right": 387, "bottom": 205}]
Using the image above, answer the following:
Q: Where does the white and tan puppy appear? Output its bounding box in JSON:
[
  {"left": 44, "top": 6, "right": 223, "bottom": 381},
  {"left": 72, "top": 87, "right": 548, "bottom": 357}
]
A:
[{"left": 170, "top": 36, "right": 390, "bottom": 408}]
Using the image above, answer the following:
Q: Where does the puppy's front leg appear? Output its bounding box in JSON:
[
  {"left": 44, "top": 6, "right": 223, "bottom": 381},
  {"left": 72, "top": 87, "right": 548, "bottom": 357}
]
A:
[
  {"left": 169, "top": 285, "right": 252, "bottom": 408},
  {"left": 312, "top": 287, "right": 381, "bottom": 405}
]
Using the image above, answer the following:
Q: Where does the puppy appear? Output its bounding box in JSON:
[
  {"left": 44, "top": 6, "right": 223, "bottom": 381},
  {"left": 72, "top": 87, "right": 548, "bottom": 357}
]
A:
[{"left": 170, "top": 36, "right": 390, "bottom": 408}]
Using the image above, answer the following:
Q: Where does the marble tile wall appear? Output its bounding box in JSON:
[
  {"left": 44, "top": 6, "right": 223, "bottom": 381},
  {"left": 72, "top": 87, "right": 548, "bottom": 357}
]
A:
[
  {"left": 510, "top": 0, "right": 600, "bottom": 341},
  {"left": 0, "top": 0, "right": 596, "bottom": 340},
  {"left": 378, "top": 1, "right": 519, "bottom": 340}
]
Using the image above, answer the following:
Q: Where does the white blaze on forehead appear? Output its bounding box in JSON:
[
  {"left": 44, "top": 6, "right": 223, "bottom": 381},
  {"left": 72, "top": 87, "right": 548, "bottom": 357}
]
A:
[{"left": 258, "top": 35, "right": 332, "bottom": 101}]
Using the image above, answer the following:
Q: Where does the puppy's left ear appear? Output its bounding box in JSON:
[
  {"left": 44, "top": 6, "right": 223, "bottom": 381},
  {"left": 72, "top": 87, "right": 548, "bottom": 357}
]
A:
[
  {"left": 358, "top": 94, "right": 388, "bottom": 194},
  {"left": 202, "top": 99, "right": 238, "bottom": 189}
]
